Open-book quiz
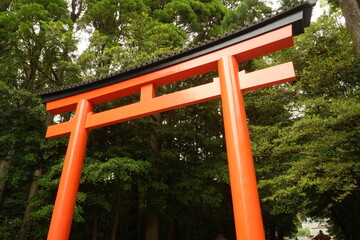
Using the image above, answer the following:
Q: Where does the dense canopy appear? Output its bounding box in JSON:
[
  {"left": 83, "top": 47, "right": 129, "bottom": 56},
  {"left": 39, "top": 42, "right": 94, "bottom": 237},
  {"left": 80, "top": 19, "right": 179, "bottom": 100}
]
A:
[{"left": 0, "top": 0, "right": 359, "bottom": 240}]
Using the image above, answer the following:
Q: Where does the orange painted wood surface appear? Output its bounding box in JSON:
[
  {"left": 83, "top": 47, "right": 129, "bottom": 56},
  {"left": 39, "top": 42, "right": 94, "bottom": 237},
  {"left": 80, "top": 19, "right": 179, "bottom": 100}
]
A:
[
  {"left": 47, "top": 99, "right": 93, "bottom": 240},
  {"left": 46, "top": 61, "right": 295, "bottom": 139},
  {"left": 218, "top": 55, "right": 265, "bottom": 240},
  {"left": 46, "top": 25, "right": 293, "bottom": 115}
]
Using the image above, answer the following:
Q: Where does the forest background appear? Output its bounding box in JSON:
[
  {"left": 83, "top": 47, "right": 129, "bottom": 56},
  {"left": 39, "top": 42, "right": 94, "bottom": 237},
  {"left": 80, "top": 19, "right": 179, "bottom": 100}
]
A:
[{"left": 0, "top": 0, "right": 359, "bottom": 240}]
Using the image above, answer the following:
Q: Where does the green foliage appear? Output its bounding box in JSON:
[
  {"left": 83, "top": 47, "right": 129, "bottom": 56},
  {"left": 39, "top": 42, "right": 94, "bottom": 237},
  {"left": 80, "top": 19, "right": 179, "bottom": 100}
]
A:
[
  {"left": 82, "top": 157, "right": 151, "bottom": 184},
  {"left": 274, "top": 97, "right": 360, "bottom": 210},
  {"left": 252, "top": 11, "right": 360, "bottom": 240},
  {"left": 1, "top": 0, "right": 359, "bottom": 239},
  {"left": 78, "top": 11, "right": 186, "bottom": 79},
  {"left": 297, "top": 227, "right": 310, "bottom": 236},
  {"left": 81, "top": 0, "right": 150, "bottom": 35},
  {"left": 221, "top": 0, "right": 272, "bottom": 31}
]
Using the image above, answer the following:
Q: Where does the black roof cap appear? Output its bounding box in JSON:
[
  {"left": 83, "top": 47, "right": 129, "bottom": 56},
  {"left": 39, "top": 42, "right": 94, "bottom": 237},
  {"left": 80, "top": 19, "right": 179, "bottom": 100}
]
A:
[{"left": 40, "top": 0, "right": 316, "bottom": 104}]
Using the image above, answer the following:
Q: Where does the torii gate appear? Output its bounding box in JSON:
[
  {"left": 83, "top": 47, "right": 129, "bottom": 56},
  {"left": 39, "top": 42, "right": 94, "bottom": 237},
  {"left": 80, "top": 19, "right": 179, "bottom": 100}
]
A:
[{"left": 40, "top": 1, "right": 315, "bottom": 239}]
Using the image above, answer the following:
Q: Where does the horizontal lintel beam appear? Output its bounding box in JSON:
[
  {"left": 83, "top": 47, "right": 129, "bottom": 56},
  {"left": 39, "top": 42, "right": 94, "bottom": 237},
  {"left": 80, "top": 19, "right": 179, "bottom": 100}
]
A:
[
  {"left": 46, "top": 61, "right": 295, "bottom": 139},
  {"left": 46, "top": 120, "right": 73, "bottom": 139},
  {"left": 213, "top": 61, "right": 296, "bottom": 92},
  {"left": 46, "top": 25, "right": 293, "bottom": 115}
]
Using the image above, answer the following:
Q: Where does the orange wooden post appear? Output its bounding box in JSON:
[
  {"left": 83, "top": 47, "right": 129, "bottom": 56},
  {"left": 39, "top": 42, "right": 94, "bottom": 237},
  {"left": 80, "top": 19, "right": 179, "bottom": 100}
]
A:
[
  {"left": 47, "top": 99, "right": 93, "bottom": 240},
  {"left": 218, "top": 55, "right": 265, "bottom": 240}
]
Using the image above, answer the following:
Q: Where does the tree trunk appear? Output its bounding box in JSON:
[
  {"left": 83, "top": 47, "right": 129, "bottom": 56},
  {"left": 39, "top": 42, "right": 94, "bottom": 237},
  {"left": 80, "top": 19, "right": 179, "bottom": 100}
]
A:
[
  {"left": 144, "top": 113, "right": 163, "bottom": 240},
  {"left": 167, "top": 217, "right": 176, "bottom": 240},
  {"left": 338, "top": 0, "right": 360, "bottom": 59},
  {"left": 268, "top": 223, "right": 276, "bottom": 240},
  {"left": 186, "top": 219, "right": 191, "bottom": 240},
  {"left": 70, "top": 0, "right": 84, "bottom": 23},
  {"left": 0, "top": 0, "right": 12, "bottom": 11},
  {"left": 150, "top": 113, "right": 162, "bottom": 153},
  {"left": 137, "top": 186, "right": 146, "bottom": 240},
  {"left": 93, "top": 214, "right": 98, "bottom": 240},
  {"left": 110, "top": 213, "right": 120, "bottom": 240},
  {"left": 0, "top": 160, "right": 10, "bottom": 205},
  {"left": 19, "top": 169, "right": 42, "bottom": 240},
  {"left": 0, "top": 150, "right": 14, "bottom": 206},
  {"left": 145, "top": 208, "right": 160, "bottom": 240},
  {"left": 277, "top": 224, "right": 284, "bottom": 240},
  {"left": 264, "top": 216, "right": 276, "bottom": 240},
  {"left": 110, "top": 190, "right": 121, "bottom": 240},
  {"left": 18, "top": 112, "right": 54, "bottom": 239},
  {"left": 331, "top": 191, "right": 360, "bottom": 240}
]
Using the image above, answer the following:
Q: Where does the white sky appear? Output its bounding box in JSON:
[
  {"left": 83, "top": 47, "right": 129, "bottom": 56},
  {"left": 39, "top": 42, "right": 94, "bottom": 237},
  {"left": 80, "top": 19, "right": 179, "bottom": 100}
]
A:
[{"left": 312, "top": 1, "right": 329, "bottom": 20}]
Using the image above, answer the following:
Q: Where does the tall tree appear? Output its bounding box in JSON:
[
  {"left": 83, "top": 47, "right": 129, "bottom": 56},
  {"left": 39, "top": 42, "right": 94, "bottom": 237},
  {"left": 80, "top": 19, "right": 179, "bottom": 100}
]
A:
[
  {"left": 331, "top": 0, "right": 360, "bottom": 59},
  {"left": 280, "top": 0, "right": 360, "bottom": 59},
  {"left": 0, "top": 0, "right": 80, "bottom": 239},
  {"left": 7, "top": 1, "right": 355, "bottom": 240},
  {"left": 256, "top": 12, "right": 360, "bottom": 240}
]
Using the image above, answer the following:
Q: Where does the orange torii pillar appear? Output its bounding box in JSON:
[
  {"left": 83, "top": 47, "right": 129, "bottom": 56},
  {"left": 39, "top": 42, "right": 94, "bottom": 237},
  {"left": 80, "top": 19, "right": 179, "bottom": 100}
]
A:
[{"left": 44, "top": 25, "right": 297, "bottom": 240}]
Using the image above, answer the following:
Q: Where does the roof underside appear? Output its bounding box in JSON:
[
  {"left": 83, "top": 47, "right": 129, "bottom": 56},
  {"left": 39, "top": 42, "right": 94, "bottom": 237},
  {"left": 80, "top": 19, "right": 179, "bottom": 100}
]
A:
[{"left": 40, "top": 0, "right": 316, "bottom": 104}]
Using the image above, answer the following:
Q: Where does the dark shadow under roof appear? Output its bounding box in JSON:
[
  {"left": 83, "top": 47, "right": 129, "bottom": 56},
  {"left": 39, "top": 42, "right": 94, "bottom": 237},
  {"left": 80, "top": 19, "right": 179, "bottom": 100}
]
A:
[{"left": 40, "top": 0, "right": 316, "bottom": 104}]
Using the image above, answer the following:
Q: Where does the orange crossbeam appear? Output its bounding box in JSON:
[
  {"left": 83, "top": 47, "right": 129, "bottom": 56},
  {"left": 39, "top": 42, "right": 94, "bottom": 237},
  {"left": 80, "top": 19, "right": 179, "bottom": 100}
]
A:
[
  {"left": 238, "top": 61, "right": 295, "bottom": 91},
  {"left": 46, "top": 120, "right": 73, "bottom": 139},
  {"left": 46, "top": 25, "right": 293, "bottom": 115},
  {"left": 46, "top": 62, "right": 295, "bottom": 139},
  {"left": 44, "top": 23, "right": 303, "bottom": 240}
]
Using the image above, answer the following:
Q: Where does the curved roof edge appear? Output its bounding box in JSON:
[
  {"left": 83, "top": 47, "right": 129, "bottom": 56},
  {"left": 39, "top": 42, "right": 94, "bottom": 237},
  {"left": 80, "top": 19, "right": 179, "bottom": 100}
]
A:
[{"left": 40, "top": 0, "right": 316, "bottom": 104}]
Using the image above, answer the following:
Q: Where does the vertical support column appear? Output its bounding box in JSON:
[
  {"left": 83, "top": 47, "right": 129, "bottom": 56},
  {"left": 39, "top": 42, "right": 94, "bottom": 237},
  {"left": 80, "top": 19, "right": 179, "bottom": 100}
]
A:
[
  {"left": 47, "top": 99, "right": 93, "bottom": 240},
  {"left": 140, "top": 83, "right": 155, "bottom": 102},
  {"left": 218, "top": 55, "right": 265, "bottom": 240}
]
